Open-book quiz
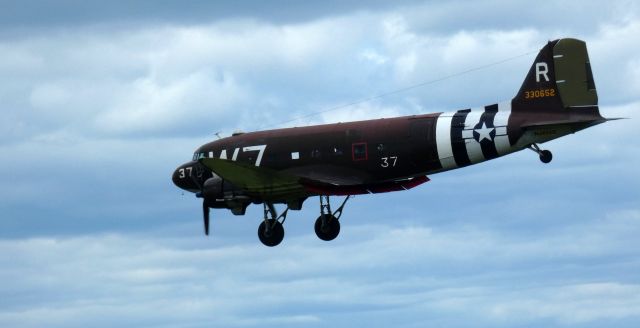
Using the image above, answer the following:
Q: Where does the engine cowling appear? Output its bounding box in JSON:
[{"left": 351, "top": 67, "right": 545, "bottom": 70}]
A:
[
  {"left": 202, "top": 176, "right": 224, "bottom": 199},
  {"left": 201, "top": 176, "right": 250, "bottom": 214}
]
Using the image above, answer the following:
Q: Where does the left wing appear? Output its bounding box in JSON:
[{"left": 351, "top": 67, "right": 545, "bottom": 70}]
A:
[
  {"left": 199, "top": 158, "right": 430, "bottom": 198},
  {"left": 199, "top": 158, "right": 305, "bottom": 197}
]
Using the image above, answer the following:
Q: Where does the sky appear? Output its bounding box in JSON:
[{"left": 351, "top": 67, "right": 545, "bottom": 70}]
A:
[{"left": 1, "top": 0, "right": 639, "bottom": 327}]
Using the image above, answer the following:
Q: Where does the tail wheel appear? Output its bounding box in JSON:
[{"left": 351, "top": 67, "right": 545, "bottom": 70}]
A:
[
  {"left": 258, "top": 220, "right": 284, "bottom": 247},
  {"left": 540, "top": 150, "right": 553, "bottom": 163},
  {"left": 314, "top": 214, "right": 340, "bottom": 241},
  {"left": 529, "top": 144, "right": 553, "bottom": 164}
]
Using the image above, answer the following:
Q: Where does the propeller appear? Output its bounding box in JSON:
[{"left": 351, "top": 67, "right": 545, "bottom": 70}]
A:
[
  {"left": 190, "top": 163, "right": 213, "bottom": 236},
  {"left": 203, "top": 200, "right": 210, "bottom": 236}
]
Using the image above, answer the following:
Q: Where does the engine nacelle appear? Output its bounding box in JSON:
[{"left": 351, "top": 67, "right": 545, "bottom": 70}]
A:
[
  {"left": 201, "top": 176, "right": 250, "bottom": 214},
  {"left": 202, "top": 176, "right": 224, "bottom": 199}
]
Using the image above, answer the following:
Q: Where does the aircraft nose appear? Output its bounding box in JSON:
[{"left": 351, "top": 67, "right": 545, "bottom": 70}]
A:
[
  {"left": 172, "top": 167, "right": 182, "bottom": 188},
  {"left": 172, "top": 162, "right": 198, "bottom": 192}
]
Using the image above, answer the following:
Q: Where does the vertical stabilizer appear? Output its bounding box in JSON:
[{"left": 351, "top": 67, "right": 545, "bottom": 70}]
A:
[{"left": 512, "top": 38, "right": 598, "bottom": 111}]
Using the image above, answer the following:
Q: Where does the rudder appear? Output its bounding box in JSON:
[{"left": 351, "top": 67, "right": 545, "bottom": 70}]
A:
[{"left": 553, "top": 38, "right": 598, "bottom": 107}]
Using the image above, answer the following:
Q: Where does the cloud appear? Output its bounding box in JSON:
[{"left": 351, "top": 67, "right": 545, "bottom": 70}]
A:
[
  {"left": 2, "top": 209, "right": 640, "bottom": 327},
  {"left": 1, "top": 2, "right": 639, "bottom": 328},
  {"left": 1, "top": 17, "right": 380, "bottom": 140},
  {"left": 359, "top": 49, "right": 388, "bottom": 65},
  {"left": 3, "top": 4, "right": 639, "bottom": 142},
  {"left": 94, "top": 71, "right": 248, "bottom": 136},
  {"left": 0, "top": 0, "right": 418, "bottom": 33},
  {"left": 433, "top": 282, "right": 640, "bottom": 326}
]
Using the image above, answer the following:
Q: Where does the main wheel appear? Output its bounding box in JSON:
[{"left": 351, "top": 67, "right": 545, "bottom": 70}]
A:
[
  {"left": 314, "top": 214, "right": 340, "bottom": 241},
  {"left": 540, "top": 150, "right": 553, "bottom": 163},
  {"left": 258, "top": 220, "right": 284, "bottom": 247}
]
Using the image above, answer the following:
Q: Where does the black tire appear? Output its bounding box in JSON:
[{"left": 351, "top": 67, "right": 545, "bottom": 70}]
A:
[
  {"left": 540, "top": 150, "right": 553, "bottom": 164},
  {"left": 258, "top": 220, "right": 284, "bottom": 247},
  {"left": 314, "top": 214, "right": 340, "bottom": 241}
]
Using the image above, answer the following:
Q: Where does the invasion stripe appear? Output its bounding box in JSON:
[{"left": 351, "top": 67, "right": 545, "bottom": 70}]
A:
[
  {"left": 462, "top": 110, "right": 485, "bottom": 163},
  {"left": 479, "top": 104, "right": 499, "bottom": 160},
  {"left": 451, "top": 109, "right": 471, "bottom": 167},
  {"left": 435, "top": 112, "right": 456, "bottom": 170},
  {"left": 494, "top": 102, "right": 512, "bottom": 155}
]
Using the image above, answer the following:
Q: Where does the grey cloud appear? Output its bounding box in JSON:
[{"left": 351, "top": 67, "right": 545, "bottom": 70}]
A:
[
  {"left": 0, "top": 2, "right": 639, "bottom": 327},
  {"left": 400, "top": 0, "right": 638, "bottom": 35},
  {"left": 0, "top": 0, "right": 418, "bottom": 35},
  {"left": 1, "top": 209, "right": 640, "bottom": 327},
  {"left": 2, "top": 6, "right": 638, "bottom": 142}
]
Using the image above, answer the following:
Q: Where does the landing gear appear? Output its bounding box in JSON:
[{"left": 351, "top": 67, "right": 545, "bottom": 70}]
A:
[
  {"left": 258, "top": 220, "right": 284, "bottom": 247},
  {"left": 257, "top": 203, "right": 288, "bottom": 247},
  {"left": 256, "top": 196, "right": 352, "bottom": 246},
  {"left": 315, "top": 214, "right": 340, "bottom": 241},
  {"left": 314, "top": 195, "right": 351, "bottom": 241},
  {"left": 528, "top": 144, "right": 553, "bottom": 164}
]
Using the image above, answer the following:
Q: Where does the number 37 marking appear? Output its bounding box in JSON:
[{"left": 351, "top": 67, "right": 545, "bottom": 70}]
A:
[
  {"left": 380, "top": 156, "right": 398, "bottom": 168},
  {"left": 178, "top": 167, "right": 192, "bottom": 178}
]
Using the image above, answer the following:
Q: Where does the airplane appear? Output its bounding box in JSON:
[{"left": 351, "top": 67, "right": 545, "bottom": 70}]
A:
[{"left": 173, "top": 38, "right": 613, "bottom": 247}]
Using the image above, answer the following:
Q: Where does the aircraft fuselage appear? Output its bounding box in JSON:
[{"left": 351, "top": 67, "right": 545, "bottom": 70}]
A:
[{"left": 171, "top": 38, "right": 611, "bottom": 246}]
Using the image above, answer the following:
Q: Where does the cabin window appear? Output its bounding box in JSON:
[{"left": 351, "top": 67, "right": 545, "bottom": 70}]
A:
[
  {"left": 291, "top": 152, "right": 300, "bottom": 160},
  {"left": 332, "top": 147, "right": 343, "bottom": 156},
  {"left": 352, "top": 142, "right": 368, "bottom": 161},
  {"left": 311, "top": 149, "right": 321, "bottom": 158}
]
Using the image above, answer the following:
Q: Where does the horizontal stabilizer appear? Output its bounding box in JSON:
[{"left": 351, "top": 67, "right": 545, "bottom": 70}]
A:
[{"left": 520, "top": 117, "right": 608, "bottom": 129}]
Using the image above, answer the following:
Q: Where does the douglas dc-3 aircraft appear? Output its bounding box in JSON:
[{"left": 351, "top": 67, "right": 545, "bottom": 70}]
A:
[{"left": 173, "top": 38, "right": 613, "bottom": 246}]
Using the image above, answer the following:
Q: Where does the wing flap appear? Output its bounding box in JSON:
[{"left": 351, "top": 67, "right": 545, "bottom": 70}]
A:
[{"left": 304, "top": 175, "right": 429, "bottom": 196}]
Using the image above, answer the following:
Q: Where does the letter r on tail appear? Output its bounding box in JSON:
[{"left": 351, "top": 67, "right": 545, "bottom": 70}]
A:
[{"left": 535, "top": 62, "right": 549, "bottom": 82}]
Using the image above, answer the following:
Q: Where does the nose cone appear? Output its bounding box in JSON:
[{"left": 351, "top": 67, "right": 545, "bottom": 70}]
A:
[
  {"left": 172, "top": 161, "right": 199, "bottom": 193},
  {"left": 171, "top": 167, "right": 183, "bottom": 188}
]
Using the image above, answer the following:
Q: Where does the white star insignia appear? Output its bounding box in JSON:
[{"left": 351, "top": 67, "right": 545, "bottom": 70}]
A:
[{"left": 475, "top": 122, "right": 495, "bottom": 142}]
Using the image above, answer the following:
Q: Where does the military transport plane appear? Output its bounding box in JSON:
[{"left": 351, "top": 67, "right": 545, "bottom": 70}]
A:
[{"left": 173, "top": 38, "right": 612, "bottom": 247}]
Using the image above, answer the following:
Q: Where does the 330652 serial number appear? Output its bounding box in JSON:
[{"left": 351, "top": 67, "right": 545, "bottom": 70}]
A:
[{"left": 524, "top": 88, "right": 555, "bottom": 99}]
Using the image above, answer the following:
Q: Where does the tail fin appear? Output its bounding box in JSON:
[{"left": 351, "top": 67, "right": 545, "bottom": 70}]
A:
[{"left": 513, "top": 38, "right": 598, "bottom": 111}]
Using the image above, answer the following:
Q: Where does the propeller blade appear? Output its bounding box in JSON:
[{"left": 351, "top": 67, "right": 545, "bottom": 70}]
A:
[{"left": 203, "top": 201, "right": 210, "bottom": 236}]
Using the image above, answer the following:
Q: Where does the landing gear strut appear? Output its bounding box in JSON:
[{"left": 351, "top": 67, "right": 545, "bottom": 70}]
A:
[
  {"left": 314, "top": 195, "right": 351, "bottom": 241},
  {"left": 257, "top": 203, "right": 288, "bottom": 247},
  {"left": 528, "top": 143, "right": 553, "bottom": 163}
]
